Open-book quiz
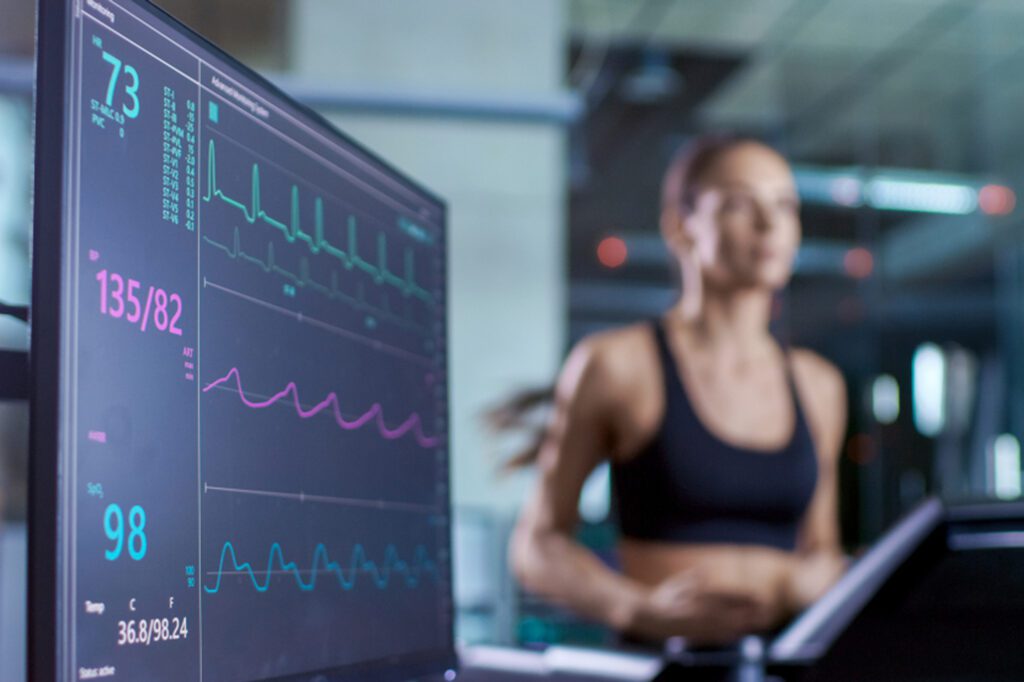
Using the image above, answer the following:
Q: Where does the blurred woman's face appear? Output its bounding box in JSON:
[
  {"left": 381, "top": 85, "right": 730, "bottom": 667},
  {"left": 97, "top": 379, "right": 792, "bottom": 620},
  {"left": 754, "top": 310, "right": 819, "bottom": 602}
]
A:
[{"left": 683, "top": 143, "right": 801, "bottom": 292}]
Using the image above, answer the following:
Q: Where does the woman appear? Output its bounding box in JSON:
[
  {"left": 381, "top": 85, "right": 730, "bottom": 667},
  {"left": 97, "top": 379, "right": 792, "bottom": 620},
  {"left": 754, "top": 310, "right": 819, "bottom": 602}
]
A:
[{"left": 508, "top": 135, "right": 848, "bottom": 646}]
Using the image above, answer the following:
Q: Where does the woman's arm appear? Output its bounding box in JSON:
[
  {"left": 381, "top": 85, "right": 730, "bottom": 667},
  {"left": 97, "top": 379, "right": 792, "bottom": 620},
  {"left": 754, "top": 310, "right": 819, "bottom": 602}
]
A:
[
  {"left": 509, "top": 337, "right": 646, "bottom": 630},
  {"left": 785, "top": 350, "right": 849, "bottom": 612}
]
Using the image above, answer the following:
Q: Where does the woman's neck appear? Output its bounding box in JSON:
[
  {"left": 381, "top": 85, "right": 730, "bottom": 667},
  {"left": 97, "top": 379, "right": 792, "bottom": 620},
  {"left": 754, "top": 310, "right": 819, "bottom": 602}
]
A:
[{"left": 672, "top": 285, "right": 776, "bottom": 360}]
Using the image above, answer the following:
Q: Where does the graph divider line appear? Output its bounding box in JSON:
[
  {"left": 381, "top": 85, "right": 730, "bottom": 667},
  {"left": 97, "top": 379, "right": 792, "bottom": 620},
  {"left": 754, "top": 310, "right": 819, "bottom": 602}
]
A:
[
  {"left": 202, "top": 278, "right": 434, "bottom": 367},
  {"left": 203, "top": 483, "right": 440, "bottom": 514}
]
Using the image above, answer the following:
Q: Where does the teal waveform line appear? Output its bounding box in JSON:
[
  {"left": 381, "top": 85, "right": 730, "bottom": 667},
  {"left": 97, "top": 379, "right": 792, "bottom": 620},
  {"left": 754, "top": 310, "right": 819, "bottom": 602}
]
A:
[
  {"left": 203, "top": 138, "right": 434, "bottom": 305},
  {"left": 204, "top": 540, "right": 438, "bottom": 593},
  {"left": 202, "top": 230, "right": 427, "bottom": 335}
]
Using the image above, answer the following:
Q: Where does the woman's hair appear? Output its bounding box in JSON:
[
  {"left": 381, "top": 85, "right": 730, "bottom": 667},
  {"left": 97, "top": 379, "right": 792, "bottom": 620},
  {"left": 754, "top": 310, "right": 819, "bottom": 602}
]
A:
[
  {"left": 661, "top": 132, "right": 768, "bottom": 216},
  {"left": 484, "top": 385, "right": 556, "bottom": 470},
  {"left": 490, "top": 132, "right": 766, "bottom": 470}
]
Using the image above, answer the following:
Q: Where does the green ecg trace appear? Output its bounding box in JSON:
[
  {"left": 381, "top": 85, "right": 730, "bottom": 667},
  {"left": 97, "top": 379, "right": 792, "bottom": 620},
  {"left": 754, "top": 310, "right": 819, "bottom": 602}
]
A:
[
  {"left": 203, "top": 138, "right": 434, "bottom": 306},
  {"left": 202, "top": 229, "right": 428, "bottom": 335}
]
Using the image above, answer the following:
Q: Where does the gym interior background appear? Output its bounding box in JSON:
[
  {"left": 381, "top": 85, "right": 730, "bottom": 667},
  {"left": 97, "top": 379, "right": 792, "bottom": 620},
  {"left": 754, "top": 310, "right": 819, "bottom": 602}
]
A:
[{"left": 3, "top": 0, "right": 1024, "bottom": 652}]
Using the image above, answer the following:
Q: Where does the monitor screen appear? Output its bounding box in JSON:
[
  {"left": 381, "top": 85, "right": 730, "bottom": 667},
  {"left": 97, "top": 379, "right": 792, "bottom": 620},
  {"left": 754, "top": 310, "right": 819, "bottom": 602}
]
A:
[{"left": 31, "top": 1, "right": 453, "bottom": 680}]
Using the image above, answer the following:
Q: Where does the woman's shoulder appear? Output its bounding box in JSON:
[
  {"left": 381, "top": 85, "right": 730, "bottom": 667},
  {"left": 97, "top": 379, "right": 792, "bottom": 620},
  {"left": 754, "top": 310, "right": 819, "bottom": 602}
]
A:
[
  {"left": 558, "top": 322, "right": 659, "bottom": 399},
  {"left": 788, "top": 348, "right": 845, "bottom": 397},
  {"left": 570, "top": 321, "right": 657, "bottom": 374},
  {"left": 558, "top": 323, "right": 663, "bottom": 454}
]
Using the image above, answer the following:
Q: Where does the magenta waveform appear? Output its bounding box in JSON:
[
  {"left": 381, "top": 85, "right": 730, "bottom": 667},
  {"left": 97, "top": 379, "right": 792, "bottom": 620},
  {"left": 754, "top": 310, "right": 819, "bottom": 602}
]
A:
[{"left": 203, "top": 367, "right": 441, "bottom": 448}]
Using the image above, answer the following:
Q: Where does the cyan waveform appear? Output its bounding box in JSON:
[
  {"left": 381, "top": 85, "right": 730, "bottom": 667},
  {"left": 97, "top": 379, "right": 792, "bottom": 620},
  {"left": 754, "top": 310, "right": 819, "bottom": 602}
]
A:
[
  {"left": 204, "top": 540, "right": 437, "bottom": 593},
  {"left": 202, "top": 230, "right": 427, "bottom": 335},
  {"left": 203, "top": 139, "right": 434, "bottom": 305},
  {"left": 203, "top": 367, "right": 441, "bottom": 448}
]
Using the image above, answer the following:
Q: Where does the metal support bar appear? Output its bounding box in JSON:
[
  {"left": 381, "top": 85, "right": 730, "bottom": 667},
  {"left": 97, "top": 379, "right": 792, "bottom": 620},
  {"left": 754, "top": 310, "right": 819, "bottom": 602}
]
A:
[
  {"left": 266, "top": 73, "right": 583, "bottom": 124},
  {"left": 0, "top": 303, "right": 29, "bottom": 323}
]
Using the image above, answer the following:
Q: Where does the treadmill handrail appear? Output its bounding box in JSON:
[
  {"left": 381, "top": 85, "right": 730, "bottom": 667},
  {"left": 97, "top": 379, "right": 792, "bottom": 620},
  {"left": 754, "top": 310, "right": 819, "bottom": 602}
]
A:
[{"left": 769, "top": 497, "right": 944, "bottom": 663}]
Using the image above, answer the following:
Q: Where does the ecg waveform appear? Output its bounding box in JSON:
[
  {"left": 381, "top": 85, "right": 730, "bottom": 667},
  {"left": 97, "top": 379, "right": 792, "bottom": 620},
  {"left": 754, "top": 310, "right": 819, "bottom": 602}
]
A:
[
  {"left": 203, "top": 367, "right": 441, "bottom": 448},
  {"left": 204, "top": 540, "right": 437, "bottom": 593},
  {"left": 203, "top": 229, "right": 427, "bottom": 334},
  {"left": 203, "top": 139, "right": 434, "bottom": 304}
]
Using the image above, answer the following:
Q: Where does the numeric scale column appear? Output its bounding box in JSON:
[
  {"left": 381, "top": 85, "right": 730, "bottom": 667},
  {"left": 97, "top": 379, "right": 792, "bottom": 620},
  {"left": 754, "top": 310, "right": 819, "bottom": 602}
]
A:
[{"left": 71, "top": 3, "right": 206, "bottom": 679}]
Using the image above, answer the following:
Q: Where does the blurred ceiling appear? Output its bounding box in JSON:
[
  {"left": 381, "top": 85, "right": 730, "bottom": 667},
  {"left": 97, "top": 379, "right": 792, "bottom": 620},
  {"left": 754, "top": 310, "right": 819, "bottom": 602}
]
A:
[
  {"left": 566, "top": 0, "right": 1024, "bottom": 342},
  {"left": 569, "top": 0, "right": 1024, "bottom": 170}
]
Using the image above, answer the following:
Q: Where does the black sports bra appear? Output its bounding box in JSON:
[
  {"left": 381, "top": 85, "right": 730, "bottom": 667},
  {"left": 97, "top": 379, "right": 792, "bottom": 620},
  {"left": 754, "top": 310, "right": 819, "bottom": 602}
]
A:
[{"left": 611, "top": 321, "right": 819, "bottom": 551}]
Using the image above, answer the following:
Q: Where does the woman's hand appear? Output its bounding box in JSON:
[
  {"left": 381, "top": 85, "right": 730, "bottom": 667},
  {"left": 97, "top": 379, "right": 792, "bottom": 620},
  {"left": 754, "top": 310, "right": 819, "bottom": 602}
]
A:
[
  {"left": 625, "top": 568, "right": 779, "bottom": 645},
  {"left": 783, "top": 553, "right": 847, "bottom": 613}
]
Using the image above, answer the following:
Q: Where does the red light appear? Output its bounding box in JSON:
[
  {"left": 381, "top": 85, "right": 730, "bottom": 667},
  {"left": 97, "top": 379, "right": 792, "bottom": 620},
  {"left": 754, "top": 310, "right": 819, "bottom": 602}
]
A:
[
  {"left": 844, "top": 247, "right": 874, "bottom": 280},
  {"left": 979, "top": 184, "right": 1016, "bottom": 216},
  {"left": 846, "top": 433, "right": 878, "bottom": 465},
  {"left": 597, "top": 236, "right": 628, "bottom": 269}
]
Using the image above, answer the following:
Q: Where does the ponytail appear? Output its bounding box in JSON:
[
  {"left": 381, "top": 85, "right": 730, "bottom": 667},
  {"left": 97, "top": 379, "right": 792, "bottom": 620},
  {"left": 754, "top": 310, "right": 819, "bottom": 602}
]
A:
[{"left": 484, "top": 385, "right": 555, "bottom": 470}]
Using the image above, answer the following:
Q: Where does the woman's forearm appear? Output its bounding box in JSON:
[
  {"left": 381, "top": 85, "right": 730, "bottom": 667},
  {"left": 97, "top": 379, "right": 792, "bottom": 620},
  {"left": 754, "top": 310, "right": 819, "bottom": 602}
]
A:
[{"left": 511, "top": 527, "right": 646, "bottom": 631}]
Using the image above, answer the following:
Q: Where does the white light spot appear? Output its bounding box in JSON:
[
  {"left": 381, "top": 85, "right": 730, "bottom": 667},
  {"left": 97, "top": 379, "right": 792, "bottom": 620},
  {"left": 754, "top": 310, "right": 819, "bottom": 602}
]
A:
[
  {"left": 872, "top": 374, "right": 900, "bottom": 425},
  {"left": 912, "top": 343, "right": 946, "bottom": 437},
  {"left": 993, "top": 434, "right": 1022, "bottom": 500}
]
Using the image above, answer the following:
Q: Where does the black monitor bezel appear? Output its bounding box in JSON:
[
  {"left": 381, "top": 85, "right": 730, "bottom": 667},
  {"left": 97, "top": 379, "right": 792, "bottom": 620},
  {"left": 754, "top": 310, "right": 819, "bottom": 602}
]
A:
[
  {"left": 30, "top": 0, "right": 69, "bottom": 679},
  {"left": 29, "top": 1, "right": 454, "bottom": 680}
]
